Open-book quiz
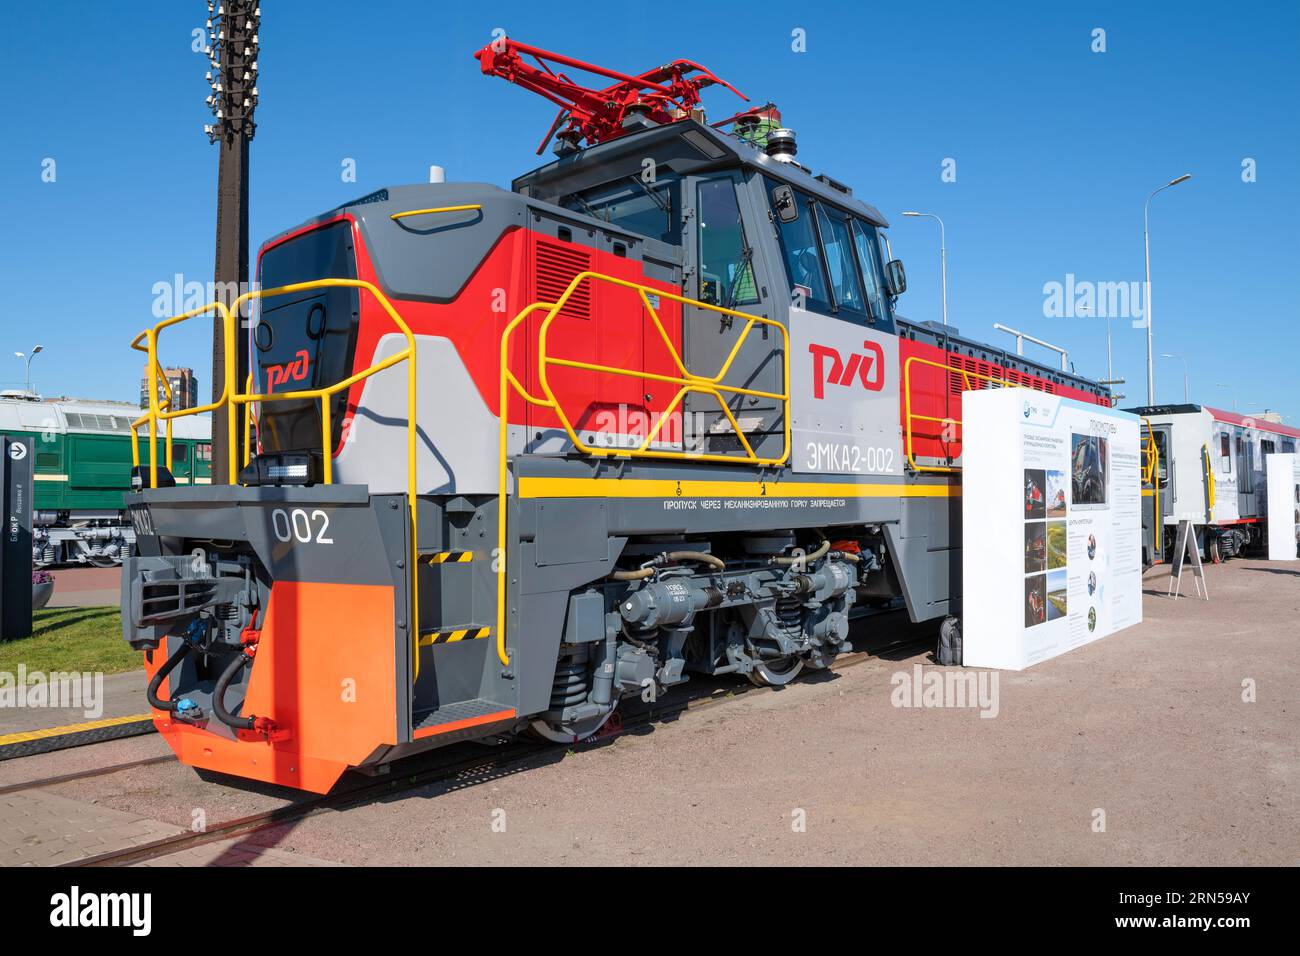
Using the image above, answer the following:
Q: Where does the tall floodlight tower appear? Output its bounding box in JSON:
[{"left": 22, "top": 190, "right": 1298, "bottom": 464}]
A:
[{"left": 203, "top": 0, "right": 260, "bottom": 483}]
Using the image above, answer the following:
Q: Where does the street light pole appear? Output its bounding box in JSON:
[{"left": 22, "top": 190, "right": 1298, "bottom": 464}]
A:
[
  {"left": 13, "top": 344, "right": 42, "bottom": 393},
  {"left": 1144, "top": 174, "right": 1192, "bottom": 405},
  {"left": 901, "top": 211, "right": 947, "bottom": 326},
  {"left": 1161, "top": 353, "right": 1188, "bottom": 403},
  {"left": 1214, "top": 383, "right": 1236, "bottom": 412}
]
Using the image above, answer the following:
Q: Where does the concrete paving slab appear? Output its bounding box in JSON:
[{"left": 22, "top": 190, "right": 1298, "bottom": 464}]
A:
[{"left": 1, "top": 789, "right": 182, "bottom": 867}]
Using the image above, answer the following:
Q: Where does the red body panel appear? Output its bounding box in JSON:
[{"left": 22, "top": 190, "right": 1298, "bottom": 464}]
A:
[
  {"left": 900, "top": 337, "right": 1109, "bottom": 465},
  {"left": 259, "top": 221, "right": 685, "bottom": 448},
  {"left": 259, "top": 222, "right": 1106, "bottom": 461}
]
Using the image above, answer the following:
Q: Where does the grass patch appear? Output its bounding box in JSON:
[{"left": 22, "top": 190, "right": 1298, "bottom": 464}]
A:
[{"left": 0, "top": 607, "right": 141, "bottom": 679}]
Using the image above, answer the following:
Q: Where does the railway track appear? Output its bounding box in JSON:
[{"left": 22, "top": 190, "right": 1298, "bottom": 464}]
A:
[
  {"left": 60, "top": 629, "right": 934, "bottom": 867},
  {"left": 0, "top": 755, "right": 174, "bottom": 797}
]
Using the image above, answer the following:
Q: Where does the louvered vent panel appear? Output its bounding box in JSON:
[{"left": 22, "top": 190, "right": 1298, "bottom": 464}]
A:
[
  {"left": 945, "top": 354, "right": 1058, "bottom": 395},
  {"left": 534, "top": 240, "right": 592, "bottom": 320}
]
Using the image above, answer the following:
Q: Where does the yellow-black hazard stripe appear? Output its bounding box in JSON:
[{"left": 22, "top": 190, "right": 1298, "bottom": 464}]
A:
[
  {"left": 0, "top": 713, "right": 154, "bottom": 747},
  {"left": 418, "top": 626, "right": 491, "bottom": 646},
  {"left": 420, "top": 550, "right": 475, "bottom": 564}
]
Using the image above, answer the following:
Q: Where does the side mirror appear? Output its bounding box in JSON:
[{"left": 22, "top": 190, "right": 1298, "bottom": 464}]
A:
[
  {"left": 885, "top": 259, "right": 907, "bottom": 296},
  {"left": 771, "top": 184, "right": 798, "bottom": 223}
]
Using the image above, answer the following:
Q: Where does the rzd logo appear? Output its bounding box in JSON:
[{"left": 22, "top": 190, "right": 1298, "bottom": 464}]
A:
[
  {"left": 265, "top": 349, "right": 311, "bottom": 391},
  {"left": 808, "top": 341, "right": 885, "bottom": 399}
]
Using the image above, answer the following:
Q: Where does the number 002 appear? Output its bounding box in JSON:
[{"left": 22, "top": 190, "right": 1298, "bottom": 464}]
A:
[{"left": 271, "top": 508, "right": 334, "bottom": 545}]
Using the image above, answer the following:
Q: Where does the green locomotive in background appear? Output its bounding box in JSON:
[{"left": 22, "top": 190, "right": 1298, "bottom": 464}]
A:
[{"left": 0, "top": 390, "right": 211, "bottom": 566}]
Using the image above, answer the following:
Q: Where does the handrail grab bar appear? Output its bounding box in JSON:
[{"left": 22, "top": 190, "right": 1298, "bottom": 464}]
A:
[
  {"left": 129, "top": 278, "right": 424, "bottom": 680},
  {"left": 495, "top": 271, "right": 792, "bottom": 668}
]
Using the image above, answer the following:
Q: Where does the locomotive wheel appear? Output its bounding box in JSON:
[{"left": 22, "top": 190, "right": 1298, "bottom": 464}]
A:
[
  {"left": 529, "top": 701, "right": 618, "bottom": 744},
  {"left": 88, "top": 556, "right": 121, "bottom": 569},
  {"left": 1208, "top": 537, "right": 1222, "bottom": 565},
  {"left": 747, "top": 656, "right": 804, "bottom": 687}
]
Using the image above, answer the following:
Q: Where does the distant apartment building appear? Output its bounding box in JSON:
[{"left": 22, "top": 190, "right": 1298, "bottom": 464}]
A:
[{"left": 140, "top": 366, "right": 199, "bottom": 410}]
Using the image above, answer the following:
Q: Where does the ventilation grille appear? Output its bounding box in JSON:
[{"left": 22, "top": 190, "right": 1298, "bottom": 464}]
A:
[
  {"left": 534, "top": 239, "right": 592, "bottom": 320},
  {"left": 65, "top": 411, "right": 137, "bottom": 432},
  {"left": 945, "top": 355, "right": 1057, "bottom": 396}
]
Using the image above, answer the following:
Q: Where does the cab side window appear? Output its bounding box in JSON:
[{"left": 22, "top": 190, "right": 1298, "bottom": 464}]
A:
[
  {"left": 561, "top": 176, "right": 681, "bottom": 245},
  {"left": 1153, "top": 430, "right": 1169, "bottom": 484},
  {"left": 815, "top": 204, "right": 867, "bottom": 320},
  {"left": 696, "top": 178, "right": 759, "bottom": 307},
  {"left": 771, "top": 187, "right": 831, "bottom": 312},
  {"left": 850, "top": 219, "right": 889, "bottom": 323}
]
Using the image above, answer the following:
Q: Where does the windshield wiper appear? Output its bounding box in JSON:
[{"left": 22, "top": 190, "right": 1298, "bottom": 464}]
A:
[
  {"left": 626, "top": 175, "right": 669, "bottom": 214},
  {"left": 568, "top": 193, "right": 607, "bottom": 222},
  {"left": 722, "top": 246, "right": 755, "bottom": 310}
]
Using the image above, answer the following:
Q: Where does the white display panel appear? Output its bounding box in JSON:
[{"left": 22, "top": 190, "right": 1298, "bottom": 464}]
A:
[
  {"left": 961, "top": 390, "right": 1143, "bottom": 670},
  {"left": 1265, "top": 453, "right": 1299, "bottom": 561}
]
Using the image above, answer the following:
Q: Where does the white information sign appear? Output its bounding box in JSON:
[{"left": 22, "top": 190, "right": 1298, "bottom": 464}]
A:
[
  {"left": 1265, "top": 453, "right": 1299, "bottom": 561},
  {"left": 961, "top": 390, "right": 1143, "bottom": 670}
]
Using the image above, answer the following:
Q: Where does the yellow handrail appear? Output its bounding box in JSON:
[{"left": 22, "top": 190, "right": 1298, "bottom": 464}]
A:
[
  {"left": 243, "top": 373, "right": 254, "bottom": 469},
  {"left": 129, "top": 278, "right": 424, "bottom": 680},
  {"left": 1139, "top": 417, "right": 1159, "bottom": 485},
  {"left": 1140, "top": 417, "right": 1161, "bottom": 557},
  {"left": 130, "top": 301, "right": 236, "bottom": 489},
  {"left": 390, "top": 204, "right": 482, "bottom": 222},
  {"left": 902, "top": 355, "right": 1027, "bottom": 474},
  {"left": 495, "top": 271, "right": 792, "bottom": 667},
  {"left": 1203, "top": 443, "right": 1216, "bottom": 518}
]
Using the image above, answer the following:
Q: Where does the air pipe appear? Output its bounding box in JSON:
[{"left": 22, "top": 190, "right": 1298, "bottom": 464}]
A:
[{"left": 145, "top": 640, "right": 193, "bottom": 713}]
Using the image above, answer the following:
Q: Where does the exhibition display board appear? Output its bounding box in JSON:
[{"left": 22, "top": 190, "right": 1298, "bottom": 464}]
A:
[
  {"left": 961, "top": 390, "right": 1143, "bottom": 670},
  {"left": 1265, "top": 453, "right": 1299, "bottom": 561}
]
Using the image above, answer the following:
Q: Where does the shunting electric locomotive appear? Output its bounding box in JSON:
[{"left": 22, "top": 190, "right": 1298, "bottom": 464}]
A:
[{"left": 122, "top": 40, "right": 1112, "bottom": 792}]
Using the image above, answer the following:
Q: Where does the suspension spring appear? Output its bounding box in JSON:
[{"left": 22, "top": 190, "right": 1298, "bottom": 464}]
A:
[
  {"left": 549, "top": 660, "right": 590, "bottom": 709},
  {"left": 775, "top": 596, "right": 804, "bottom": 639}
]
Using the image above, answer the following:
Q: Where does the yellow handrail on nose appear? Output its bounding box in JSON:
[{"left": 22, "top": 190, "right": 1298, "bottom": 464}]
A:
[{"left": 129, "top": 279, "right": 424, "bottom": 679}]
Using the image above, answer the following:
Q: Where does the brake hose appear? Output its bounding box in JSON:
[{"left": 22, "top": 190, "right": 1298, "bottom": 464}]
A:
[
  {"left": 610, "top": 549, "right": 727, "bottom": 580},
  {"left": 145, "top": 639, "right": 193, "bottom": 713},
  {"left": 213, "top": 651, "right": 257, "bottom": 731},
  {"left": 773, "top": 533, "right": 831, "bottom": 566}
]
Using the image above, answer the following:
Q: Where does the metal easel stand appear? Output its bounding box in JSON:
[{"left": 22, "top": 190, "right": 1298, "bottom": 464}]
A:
[{"left": 1167, "top": 518, "right": 1210, "bottom": 601}]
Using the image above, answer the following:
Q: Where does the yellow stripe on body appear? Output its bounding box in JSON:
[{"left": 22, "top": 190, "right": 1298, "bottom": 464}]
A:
[
  {"left": 517, "top": 477, "right": 961, "bottom": 500},
  {"left": 0, "top": 712, "right": 154, "bottom": 747}
]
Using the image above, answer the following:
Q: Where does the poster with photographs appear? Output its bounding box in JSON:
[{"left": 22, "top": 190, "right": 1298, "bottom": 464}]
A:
[{"left": 961, "top": 389, "right": 1143, "bottom": 670}]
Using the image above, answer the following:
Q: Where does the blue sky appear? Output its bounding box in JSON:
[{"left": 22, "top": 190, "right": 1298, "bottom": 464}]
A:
[{"left": 2, "top": 0, "right": 1296, "bottom": 421}]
